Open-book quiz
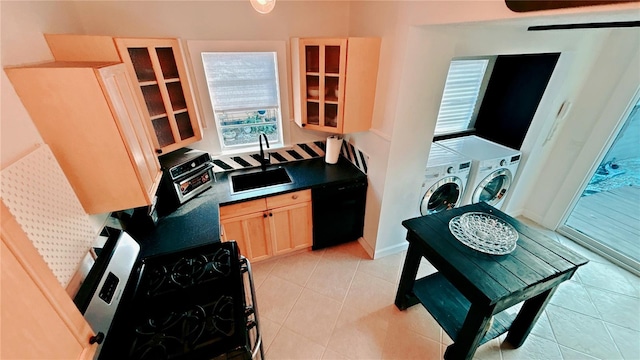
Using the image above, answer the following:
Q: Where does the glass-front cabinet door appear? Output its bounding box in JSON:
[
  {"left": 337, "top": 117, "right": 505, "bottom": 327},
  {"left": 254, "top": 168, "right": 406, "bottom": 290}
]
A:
[
  {"left": 293, "top": 38, "right": 347, "bottom": 133},
  {"left": 116, "top": 38, "right": 202, "bottom": 154},
  {"left": 292, "top": 37, "right": 380, "bottom": 135}
]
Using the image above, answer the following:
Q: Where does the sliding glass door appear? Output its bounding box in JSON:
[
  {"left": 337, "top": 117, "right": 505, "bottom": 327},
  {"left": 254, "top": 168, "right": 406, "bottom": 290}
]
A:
[{"left": 559, "top": 93, "right": 640, "bottom": 274}]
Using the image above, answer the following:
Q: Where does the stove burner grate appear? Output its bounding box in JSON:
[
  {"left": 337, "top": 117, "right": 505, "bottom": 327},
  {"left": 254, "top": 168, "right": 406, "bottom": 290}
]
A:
[
  {"left": 129, "top": 296, "right": 240, "bottom": 360},
  {"left": 142, "top": 248, "right": 235, "bottom": 298},
  {"left": 170, "top": 254, "right": 208, "bottom": 288},
  {"left": 104, "top": 241, "right": 258, "bottom": 360}
]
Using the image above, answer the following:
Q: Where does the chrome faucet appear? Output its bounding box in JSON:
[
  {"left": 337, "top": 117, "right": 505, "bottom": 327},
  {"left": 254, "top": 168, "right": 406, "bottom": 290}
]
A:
[{"left": 258, "top": 133, "right": 270, "bottom": 171}]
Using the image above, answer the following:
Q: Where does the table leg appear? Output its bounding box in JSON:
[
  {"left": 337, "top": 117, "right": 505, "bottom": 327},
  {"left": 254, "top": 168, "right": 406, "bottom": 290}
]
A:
[
  {"left": 394, "top": 242, "right": 422, "bottom": 310},
  {"left": 506, "top": 286, "right": 558, "bottom": 348},
  {"left": 444, "top": 303, "right": 495, "bottom": 360}
]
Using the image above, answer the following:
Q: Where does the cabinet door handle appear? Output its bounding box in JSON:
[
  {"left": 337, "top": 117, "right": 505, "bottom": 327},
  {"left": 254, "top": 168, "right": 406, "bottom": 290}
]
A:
[
  {"left": 269, "top": 213, "right": 273, "bottom": 217},
  {"left": 292, "top": 194, "right": 299, "bottom": 200},
  {"left": 89, "top": 332, "right": 105, "bottom": 345},
  {"left": 263, "top": 213, "right": 267, "bottom": 218}
]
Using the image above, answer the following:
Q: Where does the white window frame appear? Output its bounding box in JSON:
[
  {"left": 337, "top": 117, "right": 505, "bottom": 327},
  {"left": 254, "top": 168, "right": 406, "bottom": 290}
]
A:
[
  {"left": 186, "top": 40, "right": 291, "bottom": 155},
  {"left": 434, "top": 56, "right": 495, "bottom": 137}
]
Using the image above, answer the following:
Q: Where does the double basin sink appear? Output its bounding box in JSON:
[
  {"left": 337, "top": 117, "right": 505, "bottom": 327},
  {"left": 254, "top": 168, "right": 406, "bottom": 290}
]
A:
[{"left": 230, "top": 167, "right": 293, "bottom": 193}]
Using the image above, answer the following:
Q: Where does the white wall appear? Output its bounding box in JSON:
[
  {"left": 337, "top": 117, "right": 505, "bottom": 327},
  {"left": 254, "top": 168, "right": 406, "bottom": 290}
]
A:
[
  {"left": 71, "top": 1, "right": 353, "bottom": 153},
  {"left": 1, "top": 1, "right": 85, "bottom": 166},
  {"left": 0, "top": 0, "right": 110, "bottom": 231},
  {"left": 3, "top": 0, "right": 639, "bottom": 258},
  {"left": 531, "top": 28, "right": 640, "bottom": 229},
  {"left": 345, "top": 1, "right": 640, "bottom": 257}
]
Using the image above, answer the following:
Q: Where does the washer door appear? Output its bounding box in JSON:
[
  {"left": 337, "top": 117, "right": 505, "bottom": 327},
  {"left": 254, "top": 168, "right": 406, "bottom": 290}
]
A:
[
  {"left": 420, "top": 176, "right": 464, "bottom": 216},
  {"left": 472, "top": 169, "right": 512, "bottom": 206}
]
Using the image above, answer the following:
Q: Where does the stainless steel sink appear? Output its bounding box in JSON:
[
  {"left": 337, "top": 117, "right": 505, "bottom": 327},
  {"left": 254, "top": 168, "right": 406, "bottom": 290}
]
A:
[{"left": 230, "top": 167, "right": 293, "bottom": 193}]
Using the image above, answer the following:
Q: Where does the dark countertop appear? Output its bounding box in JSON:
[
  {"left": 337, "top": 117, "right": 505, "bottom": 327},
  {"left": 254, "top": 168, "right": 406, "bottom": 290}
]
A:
[{"left": 130, "top": 157, "right": 366, "bottom": 259}]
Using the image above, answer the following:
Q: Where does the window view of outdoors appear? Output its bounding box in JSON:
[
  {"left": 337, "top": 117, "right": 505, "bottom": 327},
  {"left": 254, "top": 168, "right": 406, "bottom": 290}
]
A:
[
  {"left": 218, "top": 108, "right": 279, "bottom": 147},
  {"left": 563, "top": 97, "right": 640, "bottom": 266},
  {"left": 201, "top": 52, "right": 282, "bottom": 150}
]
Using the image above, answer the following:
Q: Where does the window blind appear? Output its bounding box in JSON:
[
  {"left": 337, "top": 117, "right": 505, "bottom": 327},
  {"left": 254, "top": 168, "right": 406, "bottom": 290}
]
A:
[
  {"left": 202, "top": 52, "right": 279, "bottom": 112},
  {"left": 434, "top": 59, "right": 489, "bottom": 135}
]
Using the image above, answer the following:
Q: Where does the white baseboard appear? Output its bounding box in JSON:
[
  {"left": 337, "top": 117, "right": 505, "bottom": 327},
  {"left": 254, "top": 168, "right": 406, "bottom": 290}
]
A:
[
  {"left": 357, "top": 237, "right": 375, "bottom": 259},
  {"left": 373, "top": 241, "right": 408, "bottom": 259},
  {"left": 521, "top": 209, "right": 543, "bottom": 225},
  {"left": 506, "top": 207, "right": 524, "bottom": 218}
]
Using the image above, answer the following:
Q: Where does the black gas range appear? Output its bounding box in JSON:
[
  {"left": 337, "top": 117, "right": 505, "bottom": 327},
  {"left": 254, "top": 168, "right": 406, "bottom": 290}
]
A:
[{"left": 78, "top": 232, "right": 263, "bottom": 360}]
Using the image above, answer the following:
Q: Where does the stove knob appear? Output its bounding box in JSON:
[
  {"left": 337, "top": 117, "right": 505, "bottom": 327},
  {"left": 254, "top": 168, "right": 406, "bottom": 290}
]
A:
[
  {"left": 191, "top": 162, "right": 196, "bottom": 168},
  {"left": 500, "top": 159, "right": 507, "bottom": 167},
  {"left": 447, "top": 166, "right": 454, "bottom": 174}
]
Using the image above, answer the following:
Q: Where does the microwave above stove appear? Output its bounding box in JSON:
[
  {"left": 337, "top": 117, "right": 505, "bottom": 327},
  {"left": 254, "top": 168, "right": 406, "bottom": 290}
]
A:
[{"left": 156, "top": 148, "right": 215, "bottom": 215}]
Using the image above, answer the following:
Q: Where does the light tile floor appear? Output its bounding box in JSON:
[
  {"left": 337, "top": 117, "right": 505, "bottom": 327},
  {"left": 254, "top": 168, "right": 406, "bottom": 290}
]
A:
[{"left": 252, "top": 218, "right": 640, "bottom": 359}]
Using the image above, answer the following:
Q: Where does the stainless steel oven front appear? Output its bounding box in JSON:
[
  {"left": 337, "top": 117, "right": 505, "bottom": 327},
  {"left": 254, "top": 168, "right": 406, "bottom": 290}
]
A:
[
  {"left": 174, "top": 163, "right": 214, "bottom": 204},
  {"left": 157, "top": 148, "right": 215, "bottom": 215}
]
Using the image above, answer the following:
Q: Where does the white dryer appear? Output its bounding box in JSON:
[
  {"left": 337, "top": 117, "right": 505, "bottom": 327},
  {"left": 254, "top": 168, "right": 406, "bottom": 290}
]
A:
[
  {"left": 418, "top": 143, "right": 471, "bottom": 216},
  {"left": 437, "top": 136, "right": 521, "bottom": 210}
]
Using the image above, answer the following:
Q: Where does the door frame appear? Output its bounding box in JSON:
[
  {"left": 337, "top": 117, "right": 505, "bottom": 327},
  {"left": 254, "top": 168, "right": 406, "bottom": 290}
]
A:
[{"left": 557, "top": 86, "right": 640, "bottom": 276}]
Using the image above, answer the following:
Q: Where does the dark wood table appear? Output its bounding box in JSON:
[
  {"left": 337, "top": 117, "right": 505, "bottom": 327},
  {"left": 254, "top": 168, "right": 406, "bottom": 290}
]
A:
[{"left": 395, "top": 202, "right": 588, "bottom": 360}]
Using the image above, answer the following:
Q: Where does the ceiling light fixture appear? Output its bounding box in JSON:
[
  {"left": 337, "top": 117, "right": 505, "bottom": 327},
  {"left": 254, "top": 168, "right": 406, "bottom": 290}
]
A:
[{"left": 250, "top": 0, "right": 276, "bottom": 14}]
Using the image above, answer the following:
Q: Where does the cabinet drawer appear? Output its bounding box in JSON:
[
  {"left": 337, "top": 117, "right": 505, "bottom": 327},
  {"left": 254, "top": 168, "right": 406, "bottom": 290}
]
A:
[
  {"left": 266, "top": 190, "right": 311, "bottom": 209},
  {"left": 220, "top": 198, "right": 267, "bottom": 219}
]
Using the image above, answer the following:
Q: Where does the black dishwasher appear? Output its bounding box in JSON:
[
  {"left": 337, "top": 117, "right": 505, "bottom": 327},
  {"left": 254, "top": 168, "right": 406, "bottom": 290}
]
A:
[{"left": 312, "top": 178, "right": 367, "bottom": 250}]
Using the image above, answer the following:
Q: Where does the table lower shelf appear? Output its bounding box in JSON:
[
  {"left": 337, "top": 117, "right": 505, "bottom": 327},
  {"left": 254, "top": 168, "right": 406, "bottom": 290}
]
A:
[{"left": 413, "top": 273, "right": 515, "bottom": 346}]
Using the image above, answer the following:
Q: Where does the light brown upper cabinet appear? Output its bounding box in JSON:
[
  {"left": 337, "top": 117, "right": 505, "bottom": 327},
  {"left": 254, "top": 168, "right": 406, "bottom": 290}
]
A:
[
  {"left": 1, "top": 201, "right": 97, "bottom": 359},
  {"left": 291, "top": 37, "right": 381, "bottom": 134},
  {"left": 115, "top": 38, "right": 202, "bottom": 154},
  {"left": 5, "top": 62, "right": 161, "bottom": 214},
  {"left": 45, "top": 34, "right": 202, "bottom": 155}
]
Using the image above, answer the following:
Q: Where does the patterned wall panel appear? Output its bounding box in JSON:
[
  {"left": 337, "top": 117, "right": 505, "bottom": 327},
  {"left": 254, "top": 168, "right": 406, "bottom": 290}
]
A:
[
  {"left": 341, "top": 140, "right": 370, "bottom": 175},
  {"left": 1, "top": 144, "right": 95, "bottom": 287},
  {"left": 209, "top": 140, "right": 369, "bottom": 175}
]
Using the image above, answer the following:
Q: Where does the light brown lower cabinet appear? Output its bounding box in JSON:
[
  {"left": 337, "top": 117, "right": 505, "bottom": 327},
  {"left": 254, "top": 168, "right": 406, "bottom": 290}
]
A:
[
  {"left": 0, "top": 201, "right": 97, "bottom": 359},
  {"left": 220, "top": 190, "right": 312, "bottom": 262}
]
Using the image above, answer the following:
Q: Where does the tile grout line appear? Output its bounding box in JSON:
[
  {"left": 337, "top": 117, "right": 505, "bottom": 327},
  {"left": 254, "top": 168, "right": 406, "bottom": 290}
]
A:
[
  {"left": 273, "top": 250, "right": 361, "bottom": 358},
  {"left": 537, "top": 313, "right": 569, "bottom": 360},
  {"left": 301, "top": 252, "right": 323, "bottom": 288},
  {"left": 263, "top": 321, "right": 283, "bottom": 356},
  {"left": 600, "top": 324, "right": 626, "bottom": 360},
  {"left": 268, "top": 272, "right": 321, "bottom": 355},
  {"left": 545, "top": 304, "right": 617, "bottom": 360},
  {"left": 253, "top": 256, "right": 282, "bottom": 355},
  {"left": 580, "top": 282, "right": 630, "bottom": 359},
  {"left": 582, "top": 276, "right": 640, "bottom": 300},
  {"left": 319, "top": 256, "right": 363, "bottom": 359}
]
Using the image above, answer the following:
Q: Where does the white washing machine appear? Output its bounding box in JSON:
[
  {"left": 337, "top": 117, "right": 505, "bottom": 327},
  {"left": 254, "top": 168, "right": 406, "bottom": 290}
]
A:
[
  {"left": 418, "top": 143, "right": 472, "bottom": 216},
  {"left": 437, "top": 136, "right": 521, "bottom": 210}
]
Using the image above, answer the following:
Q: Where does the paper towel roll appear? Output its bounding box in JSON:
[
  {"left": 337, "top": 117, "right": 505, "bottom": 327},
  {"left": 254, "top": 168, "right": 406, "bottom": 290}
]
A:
[{"left": 325, "top": 136, "right": 343, "bottom": 164}]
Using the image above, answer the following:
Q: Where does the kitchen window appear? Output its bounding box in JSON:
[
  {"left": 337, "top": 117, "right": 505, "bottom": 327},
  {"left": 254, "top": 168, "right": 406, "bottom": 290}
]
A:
[
  {"left": 434, "top": 57, "right": 494, "bottom": 137},
  {"left": 201, "top": 52, "right": 283, "bottom": 151}
]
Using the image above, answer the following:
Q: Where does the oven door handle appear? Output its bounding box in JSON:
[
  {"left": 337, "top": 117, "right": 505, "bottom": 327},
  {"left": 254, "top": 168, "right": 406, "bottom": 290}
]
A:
[
  {"left": 240, "top": 257, "right": 265, "bottom": 360},
  {"left": 175, "top": 162, "right": 215, "bottom": 183},
  {"left": 173, "top": 163, "right": 216, "bottom": 203}
]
